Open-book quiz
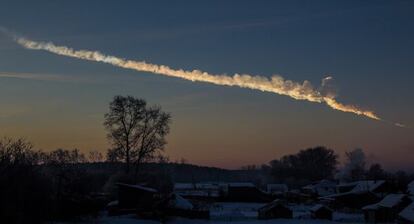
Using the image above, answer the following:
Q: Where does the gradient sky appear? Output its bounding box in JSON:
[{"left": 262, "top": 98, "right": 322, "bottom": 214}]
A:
[{"left": 0, "top": 0, "right": 413, "bottom": 170}]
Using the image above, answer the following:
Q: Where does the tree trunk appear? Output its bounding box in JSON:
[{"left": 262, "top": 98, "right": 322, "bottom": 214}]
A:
[{"left": 125, "top": 148, "right": 130, "bottom": 174}]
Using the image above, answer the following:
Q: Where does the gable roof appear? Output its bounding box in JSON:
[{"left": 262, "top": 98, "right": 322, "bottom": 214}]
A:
[
  {"left": 169, "top": 193, "right": 193, "bottom": 210},
  {"left": 116, "top": 183, "right": 157, "bottom": 193},
  {"left": 408, "top": 181, "right": 414, "bottom": 195},
  {"left": 338, "top": 180, "right": 385, "bottom": 193},
  {"left": 267, "top": 184, "right": 288, "bottom": 192},
  {"left": 363, "top": 194, "right": 407, "bottom": 210},
  {"left": 259, "top": 199, "right": 289, "bottom": 212},
  {"left": 228, "top": 182, "right": 255, "bottom": 187},
  {"left": 310, "top": 204, "right": 333, "bottom": 212},
  {"left": 399, "top": 202, "right": 414, "bottom": 222}
]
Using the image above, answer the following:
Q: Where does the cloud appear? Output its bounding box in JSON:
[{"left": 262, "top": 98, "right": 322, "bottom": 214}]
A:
[
  {"left": 14, "top": 37, "right": 385, "bottom": 122},
  {"left": 0, "top": 72, "right": 86, "bottom": 82}
]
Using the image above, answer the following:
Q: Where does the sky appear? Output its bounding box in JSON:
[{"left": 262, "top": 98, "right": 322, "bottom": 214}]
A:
[{"left": 0, "top": 0, "right": 413, "bottom": 170}]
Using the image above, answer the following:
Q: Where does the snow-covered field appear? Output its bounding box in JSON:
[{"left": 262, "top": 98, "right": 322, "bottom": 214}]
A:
[
  {"left": 91, "top": 202, "right": 364, "bottom": 224},
  {"left": 98, "top": 216, "right": 362, "bottom": 224}
]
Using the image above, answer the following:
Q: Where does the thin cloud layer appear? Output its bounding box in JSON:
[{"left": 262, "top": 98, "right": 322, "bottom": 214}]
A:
[{"left": 0, "top": 72, "right": 81, "bottom": 82}]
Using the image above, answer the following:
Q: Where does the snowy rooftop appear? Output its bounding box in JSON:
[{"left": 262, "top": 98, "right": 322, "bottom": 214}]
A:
[
  {"left": 363, "top": 194, "right": 407, "bottom": 210},
  {"left": 408, "top": 180, "right": 414, "bottom": 195},
  {"left": 228, "top": 182, "right": 255, "bottom": 187},
  {"left": 175, "top": 182, "right": 255, "bottom": 190},
  {"left": 116, "top": 183, "right": 157, "bottom": 193},
  {"left": 170, "top": 193, "right": 193, "bottom": 210},
  {"left": 174, "top": 183, "right": 194, "bottom": 189},
  {"left": 399, "top": 202, "right": 414, "bottom": 221},
  {"left": 310, "top": 204, "right": 332, "bottom": 212},
  {"left": 337, "top": 180, "right": 385, "bottom": 193},
  {"left": 267, "top": 184, "right": 288, "bottom": 192},
  {"left": 259, "top": 199, "right": 287, "bottom": 212},
  {"left": 176, "top": 190, "right": 220, "bottom": 197}
]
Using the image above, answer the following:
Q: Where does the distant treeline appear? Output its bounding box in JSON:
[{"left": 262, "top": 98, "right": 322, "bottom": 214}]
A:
[
  {"left": 246, "top": 146, "right": 414, "bottom": 190},
  {"left": 0, "top": 137, "right": 263, "bottom": 223}
]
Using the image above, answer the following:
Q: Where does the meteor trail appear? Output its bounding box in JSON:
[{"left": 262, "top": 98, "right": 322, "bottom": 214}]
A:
[{"left": 15, "top": 37, "right": 382, "bottom": 121}]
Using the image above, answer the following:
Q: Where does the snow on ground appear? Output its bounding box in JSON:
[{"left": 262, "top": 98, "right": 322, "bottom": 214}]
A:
[
  {"left": 88, "top": 202, "right": 364, "bottom": 224},
  {"left": 210, "top": 202, "right": 265, "bottom": 220},
  {"left": 96, "top": 216, "right": 362, "bottom": 224},
  {"left": 98, "top": 215, "right": 160, "bottom": 224}
]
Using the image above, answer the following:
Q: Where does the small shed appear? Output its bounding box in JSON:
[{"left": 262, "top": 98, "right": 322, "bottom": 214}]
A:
[
  {"left": 168, "top": 193, "right": 193, "bottom": 210},
  {"left": 155, "top": 193, "right": 209, "bottom": 219},
  {"left": 363, "top": 194, "right": 412, "bottom": 223},
  {"left": 116, "top": 183, "right": 157, "bottom": 210},
  {"left": 310, "top": 204, "right": 333, "bottom": 220},
  {"left": 258, "top": 199, "right": 293, "bottom": 220}
]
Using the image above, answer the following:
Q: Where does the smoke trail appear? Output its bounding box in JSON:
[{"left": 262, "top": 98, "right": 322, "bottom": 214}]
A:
[{"left": 15, "top": 37, "right": 382, "bottom": 121}]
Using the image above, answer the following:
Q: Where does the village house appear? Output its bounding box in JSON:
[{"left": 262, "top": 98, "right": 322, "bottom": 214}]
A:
[
  {"left": 154, "top": 193, "right": 210, "bottom": 220},
  {"left": 303, "top": 179, "right": 337, "bottom": 197},
  {"left": 398, "top": 202, "right": 414, "bottom": 224},
  {"left": 174, "top": 182, "right": 273, "bottom": 202},
  {"left": 323, "top": 190, "right": 379, "bottom": 209},
  {"left": 174, "top": 182, "right": 221, "bottom": 200},
  {"left": 323, "top": 180, "right": 393, "bottom": 209},
  {"left": 336, "top": 180, "right": 392, "bottom": 197},
  {"left": 225, "top": 183, "right": 273, "bottom": 202},
  {"left": 116, "top": 183, "right": 158, "bottom": 210},
  {"left": 310, "top": 204, "right": 333, "bottom": 220},
  {"left": 267, "top": 184, "right": 288, "bottom": 195},
  {"left": 363, "top": 194, "right": 412, "bottom": 223},
  {"left": 258, "top": 199, "right": 293, "bottom": 220}
]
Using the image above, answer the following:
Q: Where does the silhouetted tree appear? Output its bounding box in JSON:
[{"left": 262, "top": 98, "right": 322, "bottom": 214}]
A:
[
  {"left": 270, "top": 146, "right": 338, "bottom": 183},
  {"left": 0, "top": 137, "right": 51, "bottom": 223},
  {"left": 366, "top": 163, "right": 387, "bottom": 180},
  {"left": 88, "top": 150, "right": 104, "bottom": 163},
  {"left": 297, "top": 146, "right": 338, "bottom": 180},
  {"left": 42, "top": 149, "right": 86, "bottom": 203},
  {"left": 104, "top": 96, "right": 171, "bottom": 174},
  {"left": 393, "top": 170, "right": 410, "bottom": 192}
]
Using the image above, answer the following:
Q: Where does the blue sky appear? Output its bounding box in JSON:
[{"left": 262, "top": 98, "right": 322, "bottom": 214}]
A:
[{"left": 0, "top": 0, "right": 413, "bottom": 170}]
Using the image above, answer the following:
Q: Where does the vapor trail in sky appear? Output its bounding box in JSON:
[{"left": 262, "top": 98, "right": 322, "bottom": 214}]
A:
[{"left": 15, "top": 37, "right": 382, "bottom": 121}]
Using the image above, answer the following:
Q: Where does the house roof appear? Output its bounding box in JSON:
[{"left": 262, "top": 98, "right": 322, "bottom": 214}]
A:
[
  {"left": 337, "top": 180, "right": 385, "bottom": 193},
  {"left": 305, "top": 180, "right": 336, "bottom": 188},
  {"left": 363, "top": 194, "right": 407, "bottom": 210},
  {"left": 267, "top": 184, "right": 288, "bottom": 191},
  {"left": 174, "top": 183, "right": 194, "bottom": 189},
  {"left": 259, "top": 199, "right": 289, "bottom": 212},
  {"left": 408, "top": 181, "right": 414, "bottom": 195},
  {"left": 176, "top": 190, "right": 220, "bottom": 197},
  {"left": 399, "top": 202, "right": 414, "bottom": 221},
  {"left": 310, "top": 204, "right": 333, "bottom": 212},
  {"left": 116, "top": 183, "right": 157, "bottom": 193},
  {"left": 175, "top": 182, "right": 254, "bottom": 189},
  {"left": 304, "top": 180, "right": 337, "bottom": 196},
  {"left": 228, "top": 182, "right": 255, "bottom": 187},
  {"left": 170, "top": 193, "right": 193, "bottom": 210},
  {"left": 321, "top": 188, "right": 377, "bottom": 199}
]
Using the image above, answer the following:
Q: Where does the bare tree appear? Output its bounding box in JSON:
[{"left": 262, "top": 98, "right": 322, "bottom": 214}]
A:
[
  {"left": 104, "top": 96, "right": 171, "bottom": 174},
  {"left": 88, "top": 150, "right": 103, "bottom": 163},
  {"left": 0, "top": 137, "right": 41, "bottom": 172}
]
